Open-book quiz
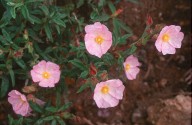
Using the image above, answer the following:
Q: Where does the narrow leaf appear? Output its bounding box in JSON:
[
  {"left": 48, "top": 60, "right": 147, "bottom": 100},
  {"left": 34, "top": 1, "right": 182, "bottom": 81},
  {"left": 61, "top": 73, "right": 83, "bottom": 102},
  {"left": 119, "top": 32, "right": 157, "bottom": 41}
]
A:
[
  {"left": 29, "top": 101, "right": 43, "bottom": 113},
  {"left": 9, "top": 69, "right": 15, "bottom": 87},
  {"left": 0, "top": 76, "right": 9, "bottom": 98},
  {"left": 69, "top": 59, "right": 87, "bottom": 71}
]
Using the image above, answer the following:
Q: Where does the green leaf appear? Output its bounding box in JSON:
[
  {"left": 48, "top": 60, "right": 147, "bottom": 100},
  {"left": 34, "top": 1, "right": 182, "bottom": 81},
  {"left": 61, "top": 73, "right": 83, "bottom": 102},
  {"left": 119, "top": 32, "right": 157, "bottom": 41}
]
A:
[
  {"left": 39, "top": 5, "right": 49, "bottom": 15},
  {"left": 79, "top": 70, "right": 88, "bottom": 78},
  {"left": 21, "top": 5, "right": 29, "bottom": 19},
  {"left": 117, "top": 55, "right": 124, "bottom": 69},
  {"left": 102, "top": 53, "right": 114, "bottom": 65},
  {"left": 0, "top": 76, "right": 9, "bottom": 98},
  {"left": 76, "top": 0, "right": 85, "bottom": 8},
  {"left": 98, "top": 0, "right": 106, "bottom": 7},
  {"left": 14, "top": 58, "right": 27, "bottom": 69},
  {"left": 117, "top": 34, "right": 132, "bottom": 45},
  {"left": 8, "top": 115, "right": 14, "bottom": 125},
  {"left": 62, "top": 112, "right": 73, "bottom": 119},
  {"left": 53, "top": 19, "right": 66, "bottom": 27},
  {"left": 69, "top": 59, "right": 87, "bottom": 71},
  {"left": 45, "top": 106, "right": 58, "bottom": 113},
  {"left": 56, "top": 117, "right": 66, "bottom": 125},
  {"left": 43, "top": 116, "right": 54, "bottom": 121},
  {"left": 93, "top": 13, "right": 110, "bottom": 22},
  {"left": 55, "top": 25, "right": 60, "bottom": 34},
  {"left": 108, "top": 1, "right": 116, "bottom": 13},
  {"left": 9, "top": 69, "right": 15, "bottom": 87},
  {"left": 117, "top": 19, "right": 132, "bottom": 34},
  {"left": 26, "top": 0, "right": 44, "bottom": 3},
  {"left": 51, "top": 120, "right": 57, "bottom": 125},
  {"left": 56, "top": 91, "right": 61, "bottom": 107},
  {"left": 126, "top": 0, "right": 140, "bottom": 4},
  {"left": 58, "top": 102, "right": 72, "bottom": 112},
  {"left": 0, "top": 35, "right": 9, "bottom": 45},
  {"left": 29, "top": 101, "right": 43, "bottom": 113},
  {"left": 77, "top": 82, "right": 91, "bottom": 93},
  {"left": 2, "top": 29, "right": 12, "bottom": 42},
  {"left": 44, "top": 24, "right": 53, "bottom": 42},
  {"left": 113, "top": 18, "right": 120, "bottom": 37},
  {"left": 33, "top": 43, "right": 49, "bottom": 60},
  {"left": 29, "top": 15, "right": 42, "bottom": 24},
  {"left": 10, "top": 7, "right": 16, "bottom": 19},
  {"left": 126, "top": 45, "right": 137, "bottom": 55},
  {"left": 25, "top": 0, "right": 44, "bottom": 4}
]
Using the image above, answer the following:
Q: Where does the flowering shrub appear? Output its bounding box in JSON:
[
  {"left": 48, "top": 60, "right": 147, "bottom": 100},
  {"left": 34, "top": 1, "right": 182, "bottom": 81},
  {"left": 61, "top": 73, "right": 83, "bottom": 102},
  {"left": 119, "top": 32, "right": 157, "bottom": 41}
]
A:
[{"left": 0, "top": 0, "right": 184, "bottom": 124}]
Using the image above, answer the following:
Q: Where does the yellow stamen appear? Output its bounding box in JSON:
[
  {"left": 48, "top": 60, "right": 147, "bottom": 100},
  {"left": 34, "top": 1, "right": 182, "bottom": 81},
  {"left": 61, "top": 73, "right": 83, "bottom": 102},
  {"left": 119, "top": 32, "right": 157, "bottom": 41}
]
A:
[
  {"left": 101, "top": 86, "right": 109, "bottom": 94},
  {"left": 162, "top": 34, "right": 170, "bottom": 42},
  {"left": 125, "top": 64, "right": 130, "bottom": 71},
  {"left": 42, "top": 72, "right": 50, "bottom": 79},
  {"left": 95, "top": 36, "right": 104, "bottom": 45}
]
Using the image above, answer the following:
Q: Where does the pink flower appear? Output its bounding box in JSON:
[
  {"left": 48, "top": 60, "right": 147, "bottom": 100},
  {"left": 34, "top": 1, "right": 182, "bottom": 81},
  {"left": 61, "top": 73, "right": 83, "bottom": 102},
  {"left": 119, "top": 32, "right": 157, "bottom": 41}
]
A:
[
  {"left": 31, "top": 60, "right": 61, "bottom": 87},
  {"left": 93, "top": 79, "right": 125, "bottom": 108},
  {"left": 84, "top": 22, "right": 112, "bottom": 58},
  {"left": 8, "top": 90, "right": 31, "bottom": 116},
  {"left": 155, "top": 25, "right": 184, "bottom": 55},
  {"left": 123, "top": 55, "right": 141, "bottom": 80}
]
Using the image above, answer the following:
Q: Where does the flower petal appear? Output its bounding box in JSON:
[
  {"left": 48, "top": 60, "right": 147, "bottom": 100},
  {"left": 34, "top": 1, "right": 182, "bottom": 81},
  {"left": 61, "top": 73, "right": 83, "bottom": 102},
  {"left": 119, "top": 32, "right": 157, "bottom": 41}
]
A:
[
  {"left": 124, "top": 55, "right": 141, "bottom": 67},
  {"left": 38, "top": 77, "right": 55, "bottom": 87},
  {"left": 31, "top": 70, "right": 43, "bottom": 82},
  {"left": 125, "top": 67, "right": 140, "bottom": 80},
  {"left": 169, "top": 32, "right": 184, "bottom": 48},
  {"left": 102, "top": 94, "right": 119, "bottom": 107},
  {"left": 161, "top": 42, "right": 176, "bottom": 55},
  {"left": 85, "top": 34, "right": 103, "bottom": 58},
  {"left": 32, "top": 60, "right": 46, "bottom": 74}
]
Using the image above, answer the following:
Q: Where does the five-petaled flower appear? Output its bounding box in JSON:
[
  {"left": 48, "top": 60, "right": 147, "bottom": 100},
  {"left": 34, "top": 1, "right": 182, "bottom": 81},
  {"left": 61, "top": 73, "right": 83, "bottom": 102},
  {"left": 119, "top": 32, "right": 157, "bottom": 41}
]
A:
[
  {"left": 123, "top": 55, "right": 141, "bottom": 80},
  {"left": 93, "top": 79, "right": 125, "bottom": 108},
  {"left": 31, "top": 60, "right": 61, "bottom": 87},
  {"left": 8, "top": 90, "right": 32, "bottom": 116},
  {"left": 84, "top": 22, "right": 112, "bottom": 58},
  {"left": 155, "top": 25, "right": 184, "bottom": 55}
]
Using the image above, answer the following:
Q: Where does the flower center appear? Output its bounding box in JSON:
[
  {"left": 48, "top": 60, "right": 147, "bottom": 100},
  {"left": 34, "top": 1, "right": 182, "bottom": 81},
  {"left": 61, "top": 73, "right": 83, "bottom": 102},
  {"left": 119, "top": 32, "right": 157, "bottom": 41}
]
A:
[
  {"left": 162, "top": 34, "right": 170, "bottom": 42},
  {"left": 101, "top": 86, "right": 109, "bottom": 94},
  {"left": 42, "top": 72, "right": 50, "bottom": 79},
  {"left": 125, "top": 64, "right": 130, "bottom": 71},
  {"left": 95, "top": 36, "right": 103, "bottom": 45}
]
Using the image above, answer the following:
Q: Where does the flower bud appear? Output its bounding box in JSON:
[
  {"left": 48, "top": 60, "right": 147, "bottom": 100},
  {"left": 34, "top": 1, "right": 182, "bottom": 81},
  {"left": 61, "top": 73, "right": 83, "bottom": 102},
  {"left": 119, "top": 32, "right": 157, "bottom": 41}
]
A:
[
  {"left": 89, "top": 63, "right": 97, "bottom": 76},
  {"left": 23, "top": 29, "right": 29, "bottom": 40},
  {"left": 112, "top": 9, "right": 123, "bottom": 17},
  {"left": 13, "top": 49, "right": 23, "bottom": 58},
  {"left": 146, "top": 14, "right": 153, "bottom": 26},
  {"left": 22, "top": 84, "right": 37, "bottom": 93}
]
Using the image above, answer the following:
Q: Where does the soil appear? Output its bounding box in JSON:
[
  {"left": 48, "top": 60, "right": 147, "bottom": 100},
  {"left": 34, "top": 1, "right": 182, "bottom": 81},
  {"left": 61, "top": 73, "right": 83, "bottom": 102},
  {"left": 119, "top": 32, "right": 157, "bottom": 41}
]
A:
[{"left": 0, "top": 0, "right": 191, "bottom": 125}]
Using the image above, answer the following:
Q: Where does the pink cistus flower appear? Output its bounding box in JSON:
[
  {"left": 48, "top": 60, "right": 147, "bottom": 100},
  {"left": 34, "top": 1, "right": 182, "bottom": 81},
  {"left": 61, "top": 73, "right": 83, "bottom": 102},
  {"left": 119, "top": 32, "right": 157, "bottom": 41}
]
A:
[
  {"left": 93, "top": 79, "right": 125, "bottom": 108},
  {"left": 84, "top": 22, "right": 112, "bottom": 58},
  {"left": 8, "top": 90, "right": 32, "bottom": 116},
  {"left": 155, "top": 25, "right": 184, "bottom": 55},
  {"left": 31, "top": 60, "right": 61, "bottom": 87},
  {"left": 123, "top": 55, "right": 141, "bottom": 80}
]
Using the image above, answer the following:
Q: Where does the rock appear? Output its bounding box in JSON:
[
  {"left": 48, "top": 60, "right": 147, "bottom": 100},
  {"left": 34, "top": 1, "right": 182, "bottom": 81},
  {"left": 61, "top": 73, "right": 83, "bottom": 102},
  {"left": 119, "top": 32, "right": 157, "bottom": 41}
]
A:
[{"left": 147, "top": 94, "right": 191, "bottom": 125}]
